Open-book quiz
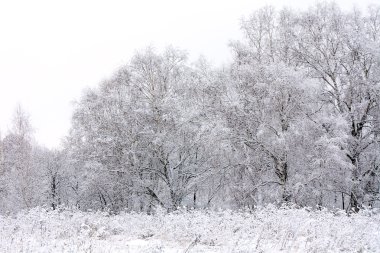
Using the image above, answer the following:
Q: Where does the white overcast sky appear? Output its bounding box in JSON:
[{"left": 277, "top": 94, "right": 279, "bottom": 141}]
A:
[{"left": 0, "top": 0, "right": 378, "bottom": 148}]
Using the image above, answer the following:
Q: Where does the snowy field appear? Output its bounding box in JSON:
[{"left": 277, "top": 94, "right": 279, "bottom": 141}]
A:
[{"left": 0, "top": 206, "right": 379, "bottom": 253}]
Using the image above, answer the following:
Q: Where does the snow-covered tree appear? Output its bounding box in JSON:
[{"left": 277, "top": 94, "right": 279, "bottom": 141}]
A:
[
  {"left": 292, "top": 3, "right": 380, "bottom": 210},
  {"left": 67, "top": 47, "right": 229, "bottom": 212},
  {"left": 0, "top": 106, "right": 35, "bottom": 212}
]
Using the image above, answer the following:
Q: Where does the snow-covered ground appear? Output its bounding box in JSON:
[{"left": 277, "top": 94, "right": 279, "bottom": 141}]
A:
[{"left": 0, "top": 205, "right": 379, "bottom": 253}]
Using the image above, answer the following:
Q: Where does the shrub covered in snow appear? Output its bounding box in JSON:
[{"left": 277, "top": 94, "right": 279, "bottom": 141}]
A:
[{"left": 0, "top": 205, "right": 379, "bottom": 252}]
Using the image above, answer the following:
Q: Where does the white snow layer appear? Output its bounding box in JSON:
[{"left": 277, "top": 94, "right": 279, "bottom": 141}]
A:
[{"left": 0, "top": 205, "right": 379, "bottom": 252}]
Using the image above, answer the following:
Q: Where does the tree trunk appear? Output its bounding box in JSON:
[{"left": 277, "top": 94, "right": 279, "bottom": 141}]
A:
[{"left": 274, "top": 155, "right": 290, "bottom": 202}]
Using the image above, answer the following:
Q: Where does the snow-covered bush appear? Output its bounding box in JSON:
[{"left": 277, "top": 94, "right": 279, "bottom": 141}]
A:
[{"left": 0, "top": 205, "right": 379, "bottom": 252}]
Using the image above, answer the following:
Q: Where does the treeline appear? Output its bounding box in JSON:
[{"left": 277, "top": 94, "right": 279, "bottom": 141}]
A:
[{"left": 0, "top": 2, "right": 379, "bottom": 213}]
